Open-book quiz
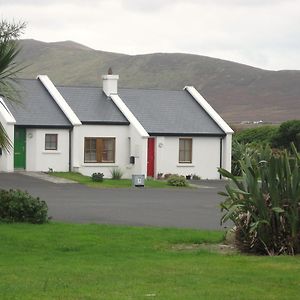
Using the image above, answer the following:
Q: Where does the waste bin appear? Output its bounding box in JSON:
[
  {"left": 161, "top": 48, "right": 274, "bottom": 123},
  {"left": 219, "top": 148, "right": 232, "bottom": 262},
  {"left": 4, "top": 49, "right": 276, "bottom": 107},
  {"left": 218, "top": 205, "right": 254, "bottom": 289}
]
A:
[{"left": 132, "top": 174, "right": 145, "bottom": 187}]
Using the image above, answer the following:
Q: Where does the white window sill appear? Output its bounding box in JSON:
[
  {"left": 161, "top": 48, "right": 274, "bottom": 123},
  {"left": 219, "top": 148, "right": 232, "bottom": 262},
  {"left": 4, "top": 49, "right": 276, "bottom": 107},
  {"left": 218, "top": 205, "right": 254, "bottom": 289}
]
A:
[
  {"left": 177, "top": 164, "right": 195, "bottom": 167},
  {"left": 42, "top": 151, "right": 61, "bottom": 154}
]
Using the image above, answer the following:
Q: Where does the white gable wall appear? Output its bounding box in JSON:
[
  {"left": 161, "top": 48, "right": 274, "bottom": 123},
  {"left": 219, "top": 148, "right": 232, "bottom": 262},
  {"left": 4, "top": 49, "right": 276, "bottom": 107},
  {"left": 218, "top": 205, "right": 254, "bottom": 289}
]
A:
[
  {"left": 0, "top": 120, "right": 14, "bottom": 172},
  {"left": 25, "top": 128, "right": 70, "bottom": 172},
  {"left": 155, "top": 136, "right": 221, "bottom": 179},
  {"left": 222, "top": 133, "right": 232, "bottom": 173},
  {"left": 184, "top": 86, "right": 233, "bottom": 174},
  {"left": 0, "top": 98, "right": 16, "bottom": 172},
  {"left": 128, "top": 124, "right": 148, "bottom": 177}
]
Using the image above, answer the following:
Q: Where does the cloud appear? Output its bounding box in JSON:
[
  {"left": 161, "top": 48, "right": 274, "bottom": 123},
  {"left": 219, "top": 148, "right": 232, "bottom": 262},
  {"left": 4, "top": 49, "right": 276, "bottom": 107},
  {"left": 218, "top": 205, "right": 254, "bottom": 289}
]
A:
[{"left": 0, "top": 0, "right": 299, "bottom": 70}]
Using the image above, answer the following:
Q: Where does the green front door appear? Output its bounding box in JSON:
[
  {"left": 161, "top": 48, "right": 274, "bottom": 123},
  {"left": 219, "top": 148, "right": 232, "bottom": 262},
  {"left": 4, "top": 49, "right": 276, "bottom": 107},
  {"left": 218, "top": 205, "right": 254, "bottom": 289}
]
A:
[{"left": 14, "top": 127, "right": 26, "bottom": 169}]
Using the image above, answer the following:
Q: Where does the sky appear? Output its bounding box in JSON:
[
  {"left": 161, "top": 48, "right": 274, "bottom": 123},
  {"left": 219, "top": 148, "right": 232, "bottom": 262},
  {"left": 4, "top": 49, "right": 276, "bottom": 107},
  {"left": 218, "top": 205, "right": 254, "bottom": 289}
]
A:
[{"left": 1, "top": 0, "right": 300, "bottom": 70}]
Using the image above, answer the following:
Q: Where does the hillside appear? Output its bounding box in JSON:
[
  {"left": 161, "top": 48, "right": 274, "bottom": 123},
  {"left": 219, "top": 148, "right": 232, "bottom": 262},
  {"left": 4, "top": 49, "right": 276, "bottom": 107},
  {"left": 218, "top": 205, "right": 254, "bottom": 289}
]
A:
[{"left": 16, "top": 39, "right": 300, "bottom": 123}]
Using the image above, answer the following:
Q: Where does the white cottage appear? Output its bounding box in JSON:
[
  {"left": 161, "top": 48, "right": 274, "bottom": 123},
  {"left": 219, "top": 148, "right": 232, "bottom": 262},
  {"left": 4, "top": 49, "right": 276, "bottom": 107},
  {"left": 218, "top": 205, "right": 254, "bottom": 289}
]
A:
[{"left": 0, "top": 72, "right": 233, "bottom": 179}]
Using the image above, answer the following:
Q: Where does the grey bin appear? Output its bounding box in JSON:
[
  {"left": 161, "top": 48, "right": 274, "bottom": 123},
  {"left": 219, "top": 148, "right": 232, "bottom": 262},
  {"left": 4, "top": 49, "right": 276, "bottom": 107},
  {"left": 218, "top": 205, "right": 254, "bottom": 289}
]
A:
[{"left": 132, "top": 174, "right": 145, "bottom": 187}]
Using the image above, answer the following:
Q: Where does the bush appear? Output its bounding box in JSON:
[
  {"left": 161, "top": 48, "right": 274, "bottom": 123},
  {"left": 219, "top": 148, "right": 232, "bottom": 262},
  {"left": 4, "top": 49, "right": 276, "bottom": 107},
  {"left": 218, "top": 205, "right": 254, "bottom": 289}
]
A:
[
  {"left": 157, "top": 173, "right": 164, "bottom": 179},
  {"left": 0, "top": 189, "right": 48, "bottom": 224},
  {"left": 219, "top": 143, "right": 300, "bottom": 255},
  {"left": 110, "top": 168, "right": 123, "bottom": 179},
  {"left": 191, "top": 174, "right": 201, "bottom": 180},
  {"left": 167, "top": 174, "right": 187, "bottom": 187},
  {"left": 164, "top": 173, "right": 173, "bottom": 180},
  {"left": 272, "top": 120, "right": 300, "bottom": 151},
  {"left": 235, "top": 125, "right": 278, "bottom": 144},
  {"left": 91, "top": 172, "right": 104, "bottom": 182},
  {"left": 232, "top": 141, "right": 275, "bottom": 176}
]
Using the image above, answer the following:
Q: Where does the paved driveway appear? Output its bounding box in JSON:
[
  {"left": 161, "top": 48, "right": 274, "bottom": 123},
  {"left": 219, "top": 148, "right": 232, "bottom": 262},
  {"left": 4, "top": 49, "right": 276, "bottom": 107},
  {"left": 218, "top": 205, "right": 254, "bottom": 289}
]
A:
[{"left": 0, "top": 173, "right": 228, "bottom": 230}]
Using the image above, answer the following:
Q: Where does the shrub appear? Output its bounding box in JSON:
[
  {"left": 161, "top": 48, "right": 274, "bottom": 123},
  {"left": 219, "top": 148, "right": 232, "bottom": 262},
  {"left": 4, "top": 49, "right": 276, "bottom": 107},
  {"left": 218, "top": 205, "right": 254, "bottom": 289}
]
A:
[
  {"left": 231, "top": 141, "right": 273, "bottom": 176},
  {"left": 272, "top": 120, "right": 300, "bottom": 151},
  {"left": 235, "top": 125, "right": 278, "bottom": 144},
  {"left": 191, "top": 174, "right": 201, "bottom": 180},
  {"left": 110, "top": 168, "right": 123, "bottom": 180},
  {"left": 157, "top": 173, "right": 164, "bottom": 179},
  {"left": 164, "top": 173, "right": 172, "bottom": 180},
  {"left": 167, "top": 174, "right": 187, "bottom": 187},
  {"left": 91, "top": 172, "right": 104, "bottom": 182},
  {"left": 0, "top": 189, "right": 48, "bottom": 224},
  {"left": 219, "top": 143, "right": 300, "bottom": 255}
]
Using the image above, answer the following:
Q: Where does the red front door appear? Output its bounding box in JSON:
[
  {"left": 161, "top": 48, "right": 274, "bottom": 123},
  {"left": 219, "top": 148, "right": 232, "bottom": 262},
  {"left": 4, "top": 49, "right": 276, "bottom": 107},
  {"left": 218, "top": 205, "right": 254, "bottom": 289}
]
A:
[{"left": 147, "top": 138, "right": 155, "bottom": 177}]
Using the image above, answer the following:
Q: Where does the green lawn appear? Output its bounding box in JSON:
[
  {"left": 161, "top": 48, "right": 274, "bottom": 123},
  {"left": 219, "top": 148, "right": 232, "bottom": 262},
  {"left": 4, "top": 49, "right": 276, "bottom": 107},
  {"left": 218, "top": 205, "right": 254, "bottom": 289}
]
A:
[
  {"left": 50, "top": 172, "right": 186, "bottom": 188},
  {"left": 1, "top": 223, "right": 300, "bottom": 299}
]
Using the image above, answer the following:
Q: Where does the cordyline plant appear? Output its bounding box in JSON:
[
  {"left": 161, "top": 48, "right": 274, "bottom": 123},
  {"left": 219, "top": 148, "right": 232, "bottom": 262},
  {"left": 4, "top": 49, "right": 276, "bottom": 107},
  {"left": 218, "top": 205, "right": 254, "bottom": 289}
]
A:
[
  {"left": 0, "top": 20, "right": 26, "bottom": 152},
  {"left": 219, "top": 143, "right": 300, "bottom": 255}
]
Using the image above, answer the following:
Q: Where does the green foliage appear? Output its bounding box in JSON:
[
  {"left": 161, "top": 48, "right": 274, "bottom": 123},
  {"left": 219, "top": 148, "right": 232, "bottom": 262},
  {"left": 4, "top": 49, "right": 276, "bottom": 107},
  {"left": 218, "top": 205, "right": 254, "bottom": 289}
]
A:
[
  {"left": 110, "top": 167, "right": 123, "bottom": 179},
  {"left": 167, "top": 174, "right": 187, "bottom": 187},
  {"left": 272, "top": 120, "right": 300, "bottom": 151},
  {"left": 235, "top": 125, "right": 278, "bottom": 144},
  {"left": 231, "top": 140, "right": 271, "bottom": 176},
  {"left": 219, "top": 143, "right": 300, "bottom": 255},
  {"left": 91, "top": 172, "right": 104, "bottom": 182},
  {"left": 0, "top": 189, "right": 48, "bottom": 223},
  {"left": 0, "top": 20, "right": 26, "bottom": 151}
]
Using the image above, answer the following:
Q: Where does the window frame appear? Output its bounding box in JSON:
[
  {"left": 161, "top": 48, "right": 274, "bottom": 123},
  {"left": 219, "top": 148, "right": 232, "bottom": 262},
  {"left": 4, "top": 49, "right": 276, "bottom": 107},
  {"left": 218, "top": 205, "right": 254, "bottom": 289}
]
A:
[
  {"left": 45, "top": 134, "right": 58, "bottom": 151},
  {"left": 179, "top": 138, "right": 192, "bottom": 163},
  {"left": 84, "top": 137, "right": 116, "bottom": 163}
]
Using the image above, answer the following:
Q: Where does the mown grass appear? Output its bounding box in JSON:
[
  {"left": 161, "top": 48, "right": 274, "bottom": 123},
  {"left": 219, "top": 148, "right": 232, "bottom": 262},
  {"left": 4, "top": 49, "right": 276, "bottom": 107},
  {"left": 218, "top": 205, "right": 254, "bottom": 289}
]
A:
[
  {"left": 0, "top": 223, "right": 300, "bottom": 299},
  {"left": 50, "top": 172, "right": 186, "bottom": 188}
]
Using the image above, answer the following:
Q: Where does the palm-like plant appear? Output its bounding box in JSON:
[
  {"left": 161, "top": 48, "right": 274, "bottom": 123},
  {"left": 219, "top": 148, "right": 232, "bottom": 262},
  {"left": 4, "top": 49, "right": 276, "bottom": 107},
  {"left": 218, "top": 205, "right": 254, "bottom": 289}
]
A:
[
  {"left": 0, "top": 20, "right": 26, "bottom": 151},
  {"left": 219, "top": 143, "right": 300, "bottom": 255}
]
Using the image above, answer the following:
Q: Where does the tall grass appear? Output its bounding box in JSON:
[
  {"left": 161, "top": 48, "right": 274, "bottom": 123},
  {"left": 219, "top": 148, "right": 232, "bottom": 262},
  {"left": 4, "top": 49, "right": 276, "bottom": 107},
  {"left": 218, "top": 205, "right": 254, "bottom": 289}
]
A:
[{"left": 110, "top": 167, "right": 124, "bottom": 179}]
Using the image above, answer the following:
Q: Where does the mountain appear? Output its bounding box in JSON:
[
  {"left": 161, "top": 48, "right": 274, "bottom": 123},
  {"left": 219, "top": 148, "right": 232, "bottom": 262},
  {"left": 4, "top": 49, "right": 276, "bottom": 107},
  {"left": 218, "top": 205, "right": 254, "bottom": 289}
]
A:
[{"left": 16, "top": 39, "right": 300, "bottom": 123}]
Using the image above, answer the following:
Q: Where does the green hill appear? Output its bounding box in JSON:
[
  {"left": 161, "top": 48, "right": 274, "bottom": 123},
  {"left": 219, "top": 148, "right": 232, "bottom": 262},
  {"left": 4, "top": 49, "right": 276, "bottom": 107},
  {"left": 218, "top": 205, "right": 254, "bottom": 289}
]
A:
[{"left": 17, "top": 39, "right": 300, "bottom": 123}]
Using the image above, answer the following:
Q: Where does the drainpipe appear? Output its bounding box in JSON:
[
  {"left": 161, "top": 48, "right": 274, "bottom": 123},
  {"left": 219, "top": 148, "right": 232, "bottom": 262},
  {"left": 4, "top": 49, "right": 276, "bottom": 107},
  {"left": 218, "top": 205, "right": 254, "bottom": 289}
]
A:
[
  {"left": 69, "top": 128, "right": 72, "bottom": 172},
  {"left": 219, "top": 138, "right": 223, "bottom": 179}
]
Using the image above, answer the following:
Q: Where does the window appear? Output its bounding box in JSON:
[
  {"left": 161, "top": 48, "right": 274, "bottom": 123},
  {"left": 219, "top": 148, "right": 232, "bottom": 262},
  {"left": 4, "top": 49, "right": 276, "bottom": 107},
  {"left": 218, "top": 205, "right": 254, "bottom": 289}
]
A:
[
  {"left": 84, "top": 137, "right": 115, "bottom": 163},
  {"left": 179, "top": 138, "right": 192, "bottom": 163},
  {"left": 45, "top": 134, "right": 58, "bottom": 150}
]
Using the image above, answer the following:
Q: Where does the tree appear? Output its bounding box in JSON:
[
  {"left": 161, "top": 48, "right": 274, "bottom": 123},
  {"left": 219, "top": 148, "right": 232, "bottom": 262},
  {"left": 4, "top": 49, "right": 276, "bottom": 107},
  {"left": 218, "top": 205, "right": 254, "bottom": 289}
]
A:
[
  {"left": 0, "top": 20, "right": 26, "bottom": 151},
  {"left": 272, "top": 120, "right": 300, "bottom": 151}
]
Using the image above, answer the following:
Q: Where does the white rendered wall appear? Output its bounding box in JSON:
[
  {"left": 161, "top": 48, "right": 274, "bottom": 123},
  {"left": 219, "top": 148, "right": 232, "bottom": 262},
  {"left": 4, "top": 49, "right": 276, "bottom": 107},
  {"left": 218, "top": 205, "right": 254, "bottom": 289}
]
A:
[
  {"left": 222, "top": 133, "right": 232, "bottom": 173},
  {"left": 73, "top": 124, "right": 148, "bottom": 178},
  {"left": 74, "top": 125, "right": 130, "bottom": 178},
  {"left": 26, "top": 128, "right": 70, "bottom": 172},
  {"left": 128, "top": 124, "right": 148, "bottom": 177},
  {"left": 0, "top": 122, "right": 14, "bottom": 172},
  {"left": 155, "top": 136, "right": 222, "bottom": 179}
]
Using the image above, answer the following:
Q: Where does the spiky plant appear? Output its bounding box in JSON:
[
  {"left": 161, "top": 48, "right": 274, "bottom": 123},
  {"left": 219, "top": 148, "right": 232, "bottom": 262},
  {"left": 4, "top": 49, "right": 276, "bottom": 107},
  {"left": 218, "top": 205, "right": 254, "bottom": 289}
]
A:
[
  {"left": 0, "top": 20, "right": 26, "bottom": 151},
  {"left": 110, "top": 167, "right": 123, "bottom": 179},
  {"left": 219, "top": 143, "right": 300, "bottom": 255}
]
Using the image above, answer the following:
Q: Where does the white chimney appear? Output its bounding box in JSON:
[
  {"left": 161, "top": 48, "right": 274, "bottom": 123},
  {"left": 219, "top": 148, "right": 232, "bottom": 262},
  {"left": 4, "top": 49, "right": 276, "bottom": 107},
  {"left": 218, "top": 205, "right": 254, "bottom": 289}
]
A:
[{"left": 102, "top": 67, "right": 119, "bottom": 96}]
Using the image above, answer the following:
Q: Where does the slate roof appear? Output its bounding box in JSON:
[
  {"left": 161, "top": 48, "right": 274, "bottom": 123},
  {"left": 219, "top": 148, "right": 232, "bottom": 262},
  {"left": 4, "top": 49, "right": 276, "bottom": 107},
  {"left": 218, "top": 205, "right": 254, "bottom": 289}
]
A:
[
  {"left": 4, "top": 79, "right": 224, "bottom": 136},
  {"left": 119, "top": 88, "right": 225, "bottom": 136},
  {"left": 56, "top": 85, "right": 128, "bottom": 124},
  {"left": 4, "top": 79, "right": 71, "bottom": 127}
]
